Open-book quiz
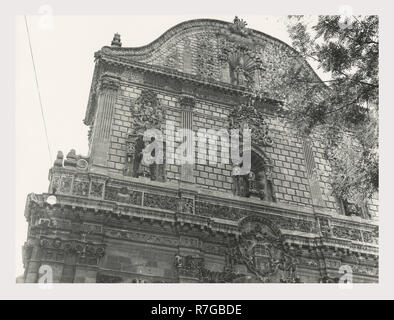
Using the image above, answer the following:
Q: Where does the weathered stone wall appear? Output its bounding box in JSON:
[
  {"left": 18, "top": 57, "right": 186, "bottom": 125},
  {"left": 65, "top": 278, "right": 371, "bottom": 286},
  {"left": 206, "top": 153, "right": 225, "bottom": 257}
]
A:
[
  {"left": 89, "top": 17, "right": 378, "bottom": 220},
  {"left": 95, "top": 79, "right": 378, "bottom": 220}
]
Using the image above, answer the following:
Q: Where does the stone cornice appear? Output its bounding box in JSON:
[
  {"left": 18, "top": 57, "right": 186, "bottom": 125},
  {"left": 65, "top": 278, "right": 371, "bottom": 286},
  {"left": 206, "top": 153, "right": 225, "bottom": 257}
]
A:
[
  {"left": 83, "top": 54, "right": 283, "bottom": 126},
  {"left": 97, "top": 53, "right": 276, "bottom": 97},
  {"left": 26, "top": 195, "right": 379, "bottom": 260},
  {"left": 46, "top": 165, "right": 378, "bottom": 232}
]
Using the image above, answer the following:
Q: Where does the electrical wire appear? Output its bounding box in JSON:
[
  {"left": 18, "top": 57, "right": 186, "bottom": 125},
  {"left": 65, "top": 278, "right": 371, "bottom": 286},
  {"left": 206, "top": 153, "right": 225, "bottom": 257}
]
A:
[{"left": 24, "top": 15, "right": 53, "bottom": 164}]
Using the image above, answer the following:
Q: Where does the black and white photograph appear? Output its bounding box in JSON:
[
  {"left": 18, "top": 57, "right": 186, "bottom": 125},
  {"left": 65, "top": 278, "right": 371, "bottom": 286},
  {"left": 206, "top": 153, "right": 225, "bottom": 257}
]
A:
[{"left": 2, "top": 0, "right": 393, "bottom": 304}]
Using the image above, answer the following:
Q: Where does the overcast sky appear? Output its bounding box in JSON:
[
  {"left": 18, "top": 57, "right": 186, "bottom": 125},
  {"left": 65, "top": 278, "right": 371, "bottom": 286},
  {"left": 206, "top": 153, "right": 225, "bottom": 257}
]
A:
[{"left": 15, "top": 15, "right": 329, "bottom": 276}]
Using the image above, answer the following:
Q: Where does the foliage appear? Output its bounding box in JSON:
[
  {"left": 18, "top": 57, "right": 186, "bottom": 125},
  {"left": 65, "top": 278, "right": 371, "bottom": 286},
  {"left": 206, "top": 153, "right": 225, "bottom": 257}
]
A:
[{"left": 282, "top": 15, "right": 378, "bottom": 201}]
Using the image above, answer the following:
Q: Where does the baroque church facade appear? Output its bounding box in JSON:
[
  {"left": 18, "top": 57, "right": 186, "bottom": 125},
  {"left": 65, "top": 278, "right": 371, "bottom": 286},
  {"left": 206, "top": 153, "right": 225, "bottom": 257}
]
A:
[{"left": 22, "top": 17, "right": 379, "bottom": 283}]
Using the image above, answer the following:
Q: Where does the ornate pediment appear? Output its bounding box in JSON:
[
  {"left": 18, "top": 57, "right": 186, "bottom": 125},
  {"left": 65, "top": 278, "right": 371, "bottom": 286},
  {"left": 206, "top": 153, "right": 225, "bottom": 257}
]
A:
[{"left": 94, "top": 18, "right": 323, "bottom": 98}]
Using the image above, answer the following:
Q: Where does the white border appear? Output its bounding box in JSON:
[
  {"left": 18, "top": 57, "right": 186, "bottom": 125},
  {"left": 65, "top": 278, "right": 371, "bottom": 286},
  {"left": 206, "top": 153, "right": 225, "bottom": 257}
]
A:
[{"left": 2, "top": 0, "right": 392, "bottom": 299}]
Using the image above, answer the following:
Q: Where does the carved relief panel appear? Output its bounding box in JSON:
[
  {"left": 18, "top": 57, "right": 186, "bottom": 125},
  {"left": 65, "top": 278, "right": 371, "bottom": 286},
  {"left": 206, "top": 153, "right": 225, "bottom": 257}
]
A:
[{"left": 226, "top": 217, "right": 300, "bottom": 283}]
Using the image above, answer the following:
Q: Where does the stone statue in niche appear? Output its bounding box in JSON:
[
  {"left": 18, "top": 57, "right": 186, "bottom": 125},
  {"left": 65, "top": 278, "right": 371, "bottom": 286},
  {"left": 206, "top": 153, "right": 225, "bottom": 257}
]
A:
[
  {"left": 231, "top": 65, "right": 247, "bottom": 86},
  {"left": 254, "top": 169, "right": 275, "bottom": 202},
  {"left": 229, "top": 100, "right": 274, "bottom": 201},
  {"left": 218, "top": 35, "right": 265, "bottom": 89},
  {"left": 124, "top": 133, "right": 166, "bottom": 182},
  {"left": 124, "top": 89, "right": 166, "bottom": 181},
  {"left": 232, "top": 166, "right": 250, "bottom": 197},
  {"left": 232, "top": 151, "right": 275, "bottom": 202},
  {"left": 124, "top": 133, "right": 145, "bottom": 178}
]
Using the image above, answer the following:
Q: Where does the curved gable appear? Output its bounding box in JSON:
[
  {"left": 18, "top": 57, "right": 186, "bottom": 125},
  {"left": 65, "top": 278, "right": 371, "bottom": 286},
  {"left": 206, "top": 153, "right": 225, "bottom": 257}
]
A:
[{"left": 98, "top": 18, "right": 323, "bottom": 100}]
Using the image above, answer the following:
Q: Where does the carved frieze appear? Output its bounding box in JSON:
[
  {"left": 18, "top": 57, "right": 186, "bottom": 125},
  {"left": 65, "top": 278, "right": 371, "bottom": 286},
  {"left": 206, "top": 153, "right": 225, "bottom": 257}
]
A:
[
  {"left": 89, "top": 180, "right": 104, "bottom": 198},
  {"left": 194, "top": 201, "right": 315, "bottom": 233},
  {"left": 72, "top": 178, "right": 90, "bottom": 196},
  {"left": 362, "top": 229, "right": 379, "bottom": 245},
  {"left": 104, "top": 186, "right": 142, "bottom": 206},
  {"left": 39, "top": 236, "right": 105, "bottom": 265},
  {"left": 332, "top": 225, "right": 363, "bottom": 242},
  {"left": 174, "top": 254, "right": 240, "bottom": 283},
  {"left": 195, "top": 201, "right": 244, "bottom": 220},
  {"left": 179, "top": 197, "right": 194, "bottom": 214},
  {"left": 143, "top": 193, "right": 178, "bottom": 211},
  {"left": 105, "top": 228, "right": 179, "bottom": 247},
  {"left": 59, "top": 174, "right": 73, "bottom": 194}
]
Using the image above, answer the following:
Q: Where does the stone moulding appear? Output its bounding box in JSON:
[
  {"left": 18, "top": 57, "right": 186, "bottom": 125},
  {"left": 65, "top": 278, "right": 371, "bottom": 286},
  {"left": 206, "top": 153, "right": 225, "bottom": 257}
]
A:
[
  {"left": 26, "top": 193, "right": 378, "bottom": 255},
  {"left": 38, "top": 236, "right": 106, "bottom": 265},
  {"left": 84, "top": 54, "right": 283, "bottom": 127},
  {"left": 24, "top": 194, "right": 378, "bottom": 281},
  {"left": 46, "top": 167, "right": 379, "bottom": 242}
]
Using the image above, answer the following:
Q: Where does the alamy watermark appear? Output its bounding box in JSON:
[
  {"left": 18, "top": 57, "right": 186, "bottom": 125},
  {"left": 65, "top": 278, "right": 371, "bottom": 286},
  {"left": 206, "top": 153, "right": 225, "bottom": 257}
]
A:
[{"left": 139, "top": 120, "right": 253, "bottom": 175}]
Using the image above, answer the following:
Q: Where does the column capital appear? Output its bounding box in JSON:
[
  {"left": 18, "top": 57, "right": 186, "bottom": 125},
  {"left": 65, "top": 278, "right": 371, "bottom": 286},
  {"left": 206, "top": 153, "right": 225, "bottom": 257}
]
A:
[
  {"left": 178, "top": 94, "right": 196, "bottom": 110},
  {"left": 98, "top": 73, "right": 121, "bottom": 92}
]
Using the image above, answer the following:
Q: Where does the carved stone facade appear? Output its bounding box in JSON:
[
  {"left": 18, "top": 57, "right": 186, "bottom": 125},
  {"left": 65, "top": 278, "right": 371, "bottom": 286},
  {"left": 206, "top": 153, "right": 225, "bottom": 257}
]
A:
[{"left": 21, "top": 17, "right": 378, "bottom": 283}]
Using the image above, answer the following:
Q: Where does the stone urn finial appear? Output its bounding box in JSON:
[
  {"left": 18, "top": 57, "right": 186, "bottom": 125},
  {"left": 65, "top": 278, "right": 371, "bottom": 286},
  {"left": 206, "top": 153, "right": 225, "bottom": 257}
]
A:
[{"left": 111, "top": 33, "right": 122, "bottom": 47}]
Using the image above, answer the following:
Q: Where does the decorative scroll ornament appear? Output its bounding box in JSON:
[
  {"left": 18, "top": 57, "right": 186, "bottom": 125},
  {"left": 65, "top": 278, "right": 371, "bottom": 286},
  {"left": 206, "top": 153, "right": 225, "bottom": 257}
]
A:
[
  {"left": 227, "top": 218, "right": 300, "bottom": 283},
  {"left": 174, "top": 254, "right": 241, "bottom": 283},
  {"left": 39, "top": 236, "right": 106, "bottom": 265},
  {"left": 232, "top": 151, "right": 276, "bottom": 201},
  {"left": 229, "top": 16, "right": 250, "bottom": 37},
  {"left": 229, "top": 101, "right": 273, "bottom": 147},
  {"left": 130, "top": 89, "right": 165, "bottom": 134}
]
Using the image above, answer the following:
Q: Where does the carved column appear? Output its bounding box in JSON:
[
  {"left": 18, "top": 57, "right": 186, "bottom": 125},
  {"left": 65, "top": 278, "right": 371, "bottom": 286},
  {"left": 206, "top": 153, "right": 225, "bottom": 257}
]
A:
[
  {"left": 301, "top": 137, "right": 325, "bottom": 207},
  {"left": 179, "top": 95, "right": 195, "bottom": 183},
  {"left": 89, "top": 74, "right": 120, "bottom": 169}
]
